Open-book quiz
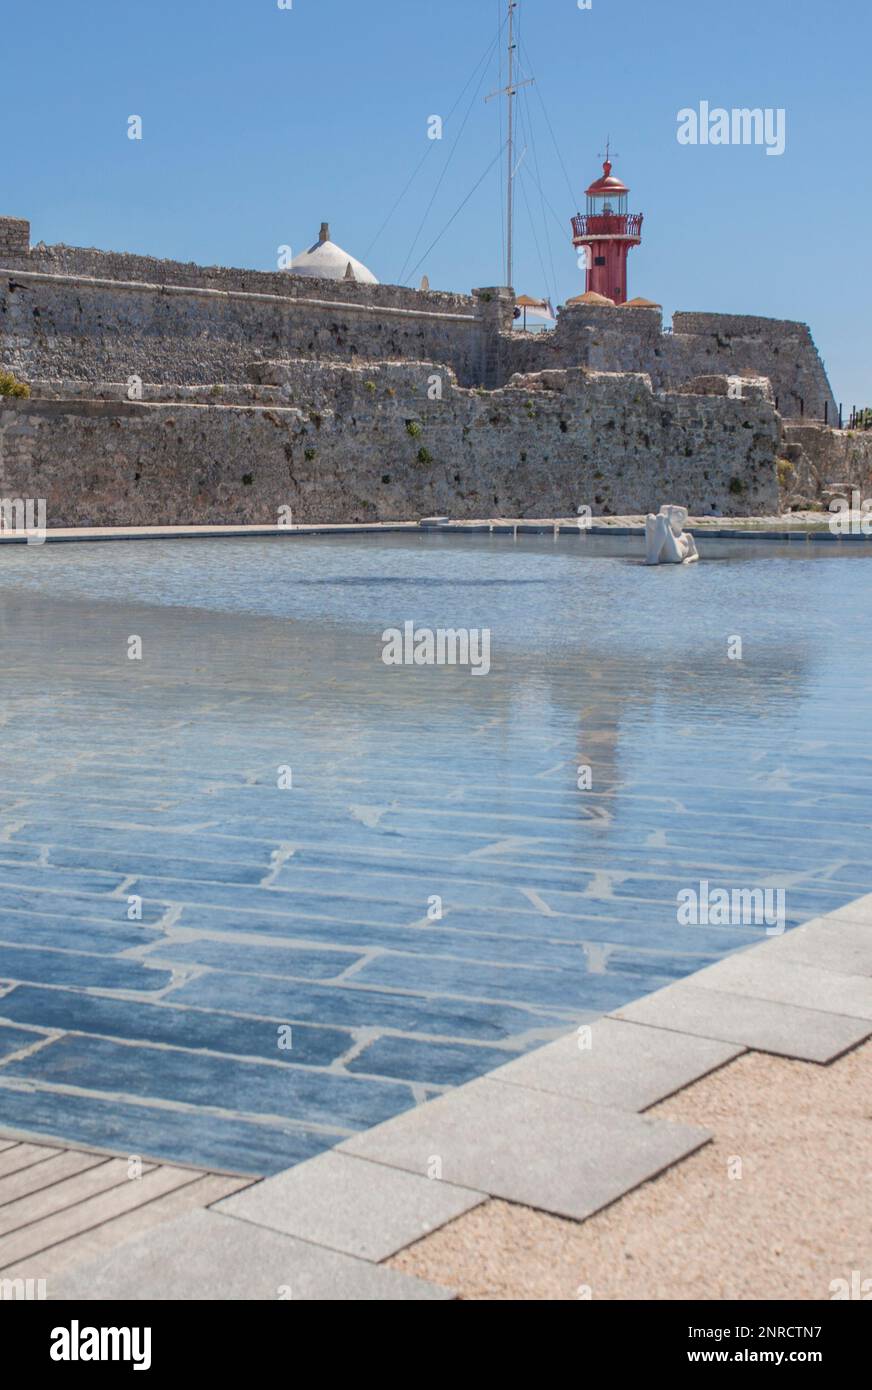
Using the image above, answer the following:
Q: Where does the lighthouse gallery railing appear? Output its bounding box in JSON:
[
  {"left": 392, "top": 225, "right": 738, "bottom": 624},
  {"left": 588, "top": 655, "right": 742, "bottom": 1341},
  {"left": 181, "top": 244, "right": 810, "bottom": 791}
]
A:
[{"left": 571, "top": 212, "right": 644, "bottom": 240}]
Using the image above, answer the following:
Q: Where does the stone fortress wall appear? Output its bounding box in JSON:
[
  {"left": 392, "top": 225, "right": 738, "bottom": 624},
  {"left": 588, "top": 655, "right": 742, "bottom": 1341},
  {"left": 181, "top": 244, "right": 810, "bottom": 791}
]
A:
[
  {"left": 495, "top": 303, "right": 838, "bottom": 422},
  {"left": 0, "top": 361, "right": 781, "bottom": 527},
  {"left": 1, "top": 216, "right": 837, "bottom": 416},
  {"left": 0, "top": 214, "right": 857, "bottom": 525}
]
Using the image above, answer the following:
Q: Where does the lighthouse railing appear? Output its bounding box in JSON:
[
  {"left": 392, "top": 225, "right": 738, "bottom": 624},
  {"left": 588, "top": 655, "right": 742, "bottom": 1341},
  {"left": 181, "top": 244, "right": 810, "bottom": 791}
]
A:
[{"left": 571, "top": 212, "right": 643, "bottom": 240}]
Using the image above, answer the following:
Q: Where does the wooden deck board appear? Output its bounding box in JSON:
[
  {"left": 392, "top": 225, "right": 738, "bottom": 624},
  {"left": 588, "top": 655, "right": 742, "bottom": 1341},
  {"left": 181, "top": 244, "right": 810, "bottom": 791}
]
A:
[
  {"left": 0, "top": 1157, "right": 160, "bottom": 1238},
  {"left": 1, "top": 1173, "right": 252, "bottom": 1285},
  {"left": 0, "top": 1134, "right": 253, "bottom": 1287},
  {"left": 0, "top": 1162, "right": 203, "bottom": 1267},
  {"left": 0, "top": 1149, "right": 106, "bottom": 1209},
  {"left": 0, "top": 1144, "right": 61, "bottom": 1180}
]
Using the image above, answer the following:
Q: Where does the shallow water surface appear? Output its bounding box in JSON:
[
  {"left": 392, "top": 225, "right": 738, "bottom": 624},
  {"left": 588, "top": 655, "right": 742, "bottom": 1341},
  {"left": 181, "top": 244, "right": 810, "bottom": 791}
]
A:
[{"left": 0, "top": 533, "right": 869, "bottom": 1173}]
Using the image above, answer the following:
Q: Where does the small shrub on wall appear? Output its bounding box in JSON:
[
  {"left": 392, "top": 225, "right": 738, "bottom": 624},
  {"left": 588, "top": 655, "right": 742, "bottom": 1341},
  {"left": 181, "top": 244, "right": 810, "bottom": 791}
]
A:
[{"left": 0, "top": 369, "right": 30, "bottom": 398}]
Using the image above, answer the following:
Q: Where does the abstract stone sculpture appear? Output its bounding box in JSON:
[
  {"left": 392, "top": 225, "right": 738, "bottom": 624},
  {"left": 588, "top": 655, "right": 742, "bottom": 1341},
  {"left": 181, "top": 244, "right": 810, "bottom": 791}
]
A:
[{"left": 644, "top": 505, "right": 700, "bottom": 565}]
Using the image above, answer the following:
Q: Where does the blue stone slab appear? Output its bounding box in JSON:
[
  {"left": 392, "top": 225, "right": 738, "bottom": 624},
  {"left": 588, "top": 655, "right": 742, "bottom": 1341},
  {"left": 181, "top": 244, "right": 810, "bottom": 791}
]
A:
[
  {"left": 0, "top": 889, "right": 167, "bottom": 925},
  {"left": 350, "top": 952, "right": 676, "bottom": 1011},
  {"left": 0, "top": 1024, "right": 45, "bottom": 1061},
  {"left": 145, "top": 938, "right": 365, "bottom": 980},
  {"left": 348, "top": 1035, "right": 520, "bottom": 1086},
  {"left": 0, "top": 987, "right": 353, "bottom": 1068},
  {"left": 0, "top": 911, "right": 162, "bottom": 955},
  {"left": 0, "top": 864, "right": 126, "bottom": 894},
  {"left": 0, "top": 1081, "right": 328, "bottom": 1176},
  {"left": 172, "top": 970, "right": 573, "bottom": 1041},
  {"left": 47, "top": 846, "right": 270, "bottom": 886},
  {"left": 2, "top": 531, "right": 872, "bottom": 1176},
  {"left": 272, "top": 863, "right": 550, "bottom": 912},
  {"left": 0, "top": 945, "right": 172, "bottom": 993},
  {"left": 0, "top": 845, "right": 43, "bottom": 865},
  {"left": 5, "top": 1035, "right": 415, "bottom": 1132},
  {"left": 129, "top": 877, "right": 427, "bottom": 926},
  {"left": 172, "top": 902, "right": 738, "bottom": 966}
]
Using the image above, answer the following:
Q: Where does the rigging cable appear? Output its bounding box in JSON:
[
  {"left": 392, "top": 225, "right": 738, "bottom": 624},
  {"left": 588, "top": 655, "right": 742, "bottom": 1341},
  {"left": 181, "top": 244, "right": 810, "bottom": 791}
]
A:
[
  {"left": 363, "top": 18, "right": 507, "bottom": 265},
  {"left": 406, "top": 141, "right": 509, "bottom": 286},
  {"left": 521, "top": 37, "right": 580, "bottom": 214},
  {"left": 518, "top": 164, "right": 554, "bottom": 309},
  {"left": 397, "top": 21, "right": 506, "bottom": 284},
  {"left": 516, "top": 82, "right": 559, "bottom": 305}
]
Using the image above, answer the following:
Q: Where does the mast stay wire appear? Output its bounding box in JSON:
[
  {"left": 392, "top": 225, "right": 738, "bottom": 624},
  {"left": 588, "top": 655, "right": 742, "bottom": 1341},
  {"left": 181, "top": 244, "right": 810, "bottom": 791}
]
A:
[
  {"left": 364, "top": 18, "right": 507, "bottom": 265},
  {"left": 518, "top": 164, "right": 554, "bottom": 311},
  {"left": 406, "top": 141, "right": 509, "bottom": 287},
  {"left": 516, "top": 81, "right": 559, "bottom": 307},
  {"left": 397, "top": 23, "right": 506, "bottom": 285},
  {"left": 512, "top": 111, "right": 574, "bottom": 244},
  {"left": 519, "top": 36, "right": 580, "bottom": 214}
]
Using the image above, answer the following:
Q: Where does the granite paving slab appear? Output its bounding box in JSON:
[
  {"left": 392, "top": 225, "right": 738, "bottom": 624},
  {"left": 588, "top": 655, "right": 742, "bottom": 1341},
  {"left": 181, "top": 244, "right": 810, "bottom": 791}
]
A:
[
  {"left": 688, "top": 953, "right": 872, "bottom": 1020},
  {"left": 51, "top": 1208, "right": 453, "bottom": 1300},
  {"left": 215, "top": 1149, "right": 485, "bottom": 1261},
  {"left": 339, "top": 1077, "right": 711, "bottom": 1220},
  {"left": 829, "top": 893, "right": 872, "bottom": 926},
  {"left": 751, "top": 916, "right": 872, "bottom": 977},
  {"left": 485, "top": 1018, "right": 743, "bottom": 1110},
  {"left": 613, "top": 983, "right": 872, "bottom": 1062}
]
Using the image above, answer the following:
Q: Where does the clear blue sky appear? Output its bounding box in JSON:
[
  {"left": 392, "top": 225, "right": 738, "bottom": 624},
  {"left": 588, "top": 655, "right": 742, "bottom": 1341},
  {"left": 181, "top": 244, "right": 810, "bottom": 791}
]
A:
[{"left": 2, "top": 0, "right": 869, "bottom": 406}]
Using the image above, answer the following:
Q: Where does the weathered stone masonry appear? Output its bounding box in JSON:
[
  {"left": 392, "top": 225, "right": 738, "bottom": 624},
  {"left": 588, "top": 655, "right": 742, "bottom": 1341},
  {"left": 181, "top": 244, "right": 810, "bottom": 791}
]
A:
[
  {"left": 0, "top": 215, "right": 851, "bottom": 524},
  {"left": 0, "top": 362, "right": 781, "bottom": 526},
  {"left": 1, "top": 218, "right": 837, "bottom": 413}
]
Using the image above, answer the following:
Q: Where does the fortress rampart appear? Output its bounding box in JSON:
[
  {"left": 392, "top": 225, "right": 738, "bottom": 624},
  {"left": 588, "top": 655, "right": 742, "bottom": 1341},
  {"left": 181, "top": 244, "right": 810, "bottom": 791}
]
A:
[
  {"left": 1, "top": 216, "right": 837, "bottom": 419},
  {"left": 497, "top": 305, "right": 837, "bottom": 422},
  {"left": 0, "top": 361, "right": 781, "bottom": 527},
  {"left": 0, "top": 214, "right": 851, "bottom": 524}
]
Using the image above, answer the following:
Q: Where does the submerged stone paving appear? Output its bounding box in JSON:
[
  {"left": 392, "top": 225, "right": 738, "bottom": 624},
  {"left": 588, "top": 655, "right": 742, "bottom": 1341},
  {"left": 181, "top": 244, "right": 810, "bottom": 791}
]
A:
[{"left": 1, "top": 532, "right": 871, "bottom": 1175}]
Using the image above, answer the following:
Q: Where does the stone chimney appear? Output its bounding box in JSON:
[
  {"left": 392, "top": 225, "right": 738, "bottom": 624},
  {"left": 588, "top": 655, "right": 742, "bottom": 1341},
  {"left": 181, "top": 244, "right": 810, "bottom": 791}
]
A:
[{"left": 319, "top": 222, "right": 330, "bottom": 243}]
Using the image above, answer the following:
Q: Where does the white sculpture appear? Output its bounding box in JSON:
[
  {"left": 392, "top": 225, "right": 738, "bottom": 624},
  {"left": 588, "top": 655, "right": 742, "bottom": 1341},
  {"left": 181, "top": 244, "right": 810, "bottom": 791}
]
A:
[{"left": 644, "top": 505, "right": 700, "bottom": 565}]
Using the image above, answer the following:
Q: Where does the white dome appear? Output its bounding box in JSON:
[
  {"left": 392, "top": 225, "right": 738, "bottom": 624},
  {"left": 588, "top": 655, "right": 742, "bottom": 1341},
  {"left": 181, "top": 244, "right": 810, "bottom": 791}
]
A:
[{"left": 289, "top": 223, "right": 378, "bottom": 284}]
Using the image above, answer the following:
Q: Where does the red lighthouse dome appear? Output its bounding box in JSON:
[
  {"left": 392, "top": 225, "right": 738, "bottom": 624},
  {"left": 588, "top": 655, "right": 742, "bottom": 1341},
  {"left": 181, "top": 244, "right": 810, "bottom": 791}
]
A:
[
  {"left": 571, "top": 156, "right": 643, "bottom": 305},
  {"left": 584, "top": 160, "right": 629, "bottom": 200}
]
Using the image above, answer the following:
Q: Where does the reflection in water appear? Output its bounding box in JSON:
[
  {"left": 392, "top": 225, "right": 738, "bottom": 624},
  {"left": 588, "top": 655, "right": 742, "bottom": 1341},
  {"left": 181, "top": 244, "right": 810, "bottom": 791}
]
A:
[{"left": 0, "top": 535, "right": 869, "bottom": 1172}]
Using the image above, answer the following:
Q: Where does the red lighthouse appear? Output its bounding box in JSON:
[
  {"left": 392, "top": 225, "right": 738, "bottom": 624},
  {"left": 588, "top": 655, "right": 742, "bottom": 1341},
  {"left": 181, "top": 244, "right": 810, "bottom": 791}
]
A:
[{"left": 571, "top": 155, "right": 643, "bottom": 305}]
